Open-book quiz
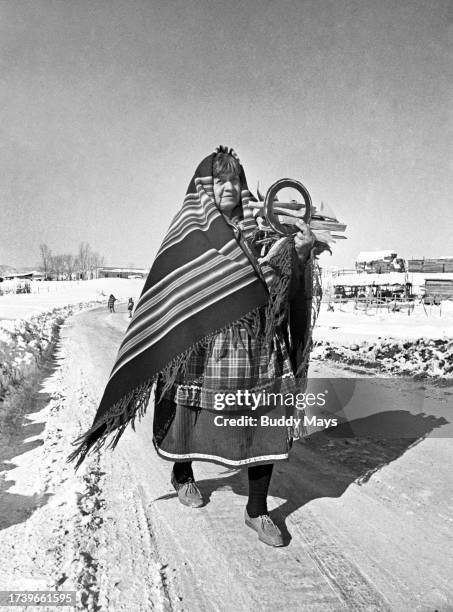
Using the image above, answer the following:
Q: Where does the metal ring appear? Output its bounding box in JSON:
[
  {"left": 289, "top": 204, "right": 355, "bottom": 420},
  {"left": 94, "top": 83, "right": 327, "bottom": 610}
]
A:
[{"left": 264, "top": 178, "right": 312, "bottom": 236}]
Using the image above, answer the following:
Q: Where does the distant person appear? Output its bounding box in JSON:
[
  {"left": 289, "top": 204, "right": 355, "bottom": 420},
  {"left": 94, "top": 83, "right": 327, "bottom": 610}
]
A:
[
  {"left": 127, "top": 297, "right": 134, "bottom": 318},
  {"left": 107, "top": 294, "right": 117, "bottom": 313}
]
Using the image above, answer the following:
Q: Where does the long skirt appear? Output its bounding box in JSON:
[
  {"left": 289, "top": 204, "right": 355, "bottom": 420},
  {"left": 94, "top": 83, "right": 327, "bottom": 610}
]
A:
[{"left": 153, "top": 395, "right": 294, "bottom": 468}]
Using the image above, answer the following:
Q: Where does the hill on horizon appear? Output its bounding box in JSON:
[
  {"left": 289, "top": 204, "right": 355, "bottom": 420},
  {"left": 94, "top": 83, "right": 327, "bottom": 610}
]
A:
[{"left": 0, "top": 265, "right": 18, "bottom": 275}]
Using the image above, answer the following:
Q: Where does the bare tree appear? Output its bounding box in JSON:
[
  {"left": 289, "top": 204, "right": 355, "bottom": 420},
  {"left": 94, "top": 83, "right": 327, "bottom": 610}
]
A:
[
  {"left": 51, "top": 254, "right": 66, "bottom": 279},
  {"left": 78, "top": 242, "right": 91, "bottom": 279},
  {"left": 88, "top": 250, "right": 105, "bottom": 279},
  {"left": 62, "top": 253, "right": 76, "bottom": 279},
  {"left": 39, "top": 243, "right": 53, "bottom": 279},
  {"left": 39, "top": 242, "right": 105, "bottom": 280}
]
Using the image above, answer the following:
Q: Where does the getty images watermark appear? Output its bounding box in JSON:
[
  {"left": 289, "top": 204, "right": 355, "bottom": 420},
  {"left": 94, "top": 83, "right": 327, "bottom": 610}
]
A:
[{"left": 212, "top": 390, "right": 338, "bottom": 429}]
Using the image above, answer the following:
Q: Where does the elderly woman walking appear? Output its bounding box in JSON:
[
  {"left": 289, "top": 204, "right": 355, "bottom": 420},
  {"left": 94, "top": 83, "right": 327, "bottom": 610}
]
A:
[{"left": 67, "top": 146, "right": 320, "bottom": 547}]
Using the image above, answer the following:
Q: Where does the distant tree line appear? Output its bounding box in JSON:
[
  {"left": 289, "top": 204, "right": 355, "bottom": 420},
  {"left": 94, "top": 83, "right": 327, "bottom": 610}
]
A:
[{"left": 39, "top": 242, "right": 105, "bottom": 280}]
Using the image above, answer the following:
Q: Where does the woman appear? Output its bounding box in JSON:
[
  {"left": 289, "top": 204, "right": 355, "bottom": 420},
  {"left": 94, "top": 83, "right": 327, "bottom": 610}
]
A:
[
  {"left": 67, "top": 146, "right": 320, "bottom": 547},
  {"left": 107, "top": 294, "right": 117, "bottom": 313},
  {"left": 127, "top": 297, "right": 134, "bottom": 318}
]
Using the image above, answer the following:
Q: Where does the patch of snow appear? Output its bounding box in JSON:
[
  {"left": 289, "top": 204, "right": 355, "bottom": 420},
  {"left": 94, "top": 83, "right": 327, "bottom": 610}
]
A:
[
  {"left": 0, "top": 278, "right": 144, "bottom": 321},
  {"left": 313, "top": 302, "right": 453, "bottom": 378}
]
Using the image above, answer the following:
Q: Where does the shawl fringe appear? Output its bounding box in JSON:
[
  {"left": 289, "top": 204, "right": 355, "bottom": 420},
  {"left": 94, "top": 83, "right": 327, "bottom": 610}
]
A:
[
  {"left": 262, "top": 237, "right": 294, "bottom": 344},
  {"left": 66, "top": 379, "right": 154, "bottom": 471},
  {"left": 294, "top": 256, "right": 323, "bottom": 383}
]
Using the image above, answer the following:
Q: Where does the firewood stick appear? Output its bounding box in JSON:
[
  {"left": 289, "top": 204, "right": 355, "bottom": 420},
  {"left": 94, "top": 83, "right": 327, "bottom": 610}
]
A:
[
  {"left": 275, "top": 215, "right": 346, "bottom": 232},
  {"left": 248, "top": 201, "right": 303, "bottom": 211}
]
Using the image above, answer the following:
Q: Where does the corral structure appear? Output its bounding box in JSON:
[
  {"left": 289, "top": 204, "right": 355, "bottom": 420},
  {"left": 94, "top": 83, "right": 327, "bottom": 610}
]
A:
[
  {"left": 355, "top": 251, "right": 405, "bottom": 273},
  {"left": 98, "top": 267, "right": 148, "bottom": 279},
  {"left": 407, "top": 257, "right": 453, "bottom": 273},
  {"left": 424, "top": 278, "right": 453, "bottom": 300}
]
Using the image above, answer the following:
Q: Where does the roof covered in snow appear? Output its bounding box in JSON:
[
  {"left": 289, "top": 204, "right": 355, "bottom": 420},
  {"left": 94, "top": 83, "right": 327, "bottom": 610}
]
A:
[
  {"left": 99, "top": 267, "right": 148, "bottom": 273},
  {"left": 356, "top": 250, "right": 397, "bottom": 263}
]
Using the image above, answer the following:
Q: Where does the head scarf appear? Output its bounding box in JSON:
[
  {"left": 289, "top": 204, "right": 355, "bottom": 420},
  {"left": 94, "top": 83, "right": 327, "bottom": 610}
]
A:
[{"left": 67, "top": 146, "right": 319, "bottom": 470}]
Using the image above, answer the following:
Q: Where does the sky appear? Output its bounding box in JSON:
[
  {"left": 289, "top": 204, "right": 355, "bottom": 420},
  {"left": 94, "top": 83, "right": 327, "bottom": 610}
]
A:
[{"left": 1, "top": 0, "right": 452, "bottom": 270}]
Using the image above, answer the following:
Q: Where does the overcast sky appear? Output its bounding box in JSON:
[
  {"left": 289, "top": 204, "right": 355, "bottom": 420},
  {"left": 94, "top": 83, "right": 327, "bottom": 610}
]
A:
[{"left": 1, "top": 0, "right": 451, "bottom": 269}]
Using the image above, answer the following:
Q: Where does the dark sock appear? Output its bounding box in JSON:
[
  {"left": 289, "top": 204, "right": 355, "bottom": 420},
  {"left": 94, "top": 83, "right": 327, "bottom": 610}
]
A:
[
  {"left": 172, "top": 461, "right": 193, "bottom": 484},
  {"left": 246, "top": 463, "right": 273, "bottom": 518}
]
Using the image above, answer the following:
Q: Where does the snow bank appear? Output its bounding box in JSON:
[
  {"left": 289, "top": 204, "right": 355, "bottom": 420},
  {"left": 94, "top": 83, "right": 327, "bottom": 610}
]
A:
[
  {"left": 0, "top": 278, "right": 144, "bottom": 429},
  {"left": 312, "top": 337, "right": 453, "bottom": 378},
  {"left": 313, "top": 302, "right": 453, "bottom": 378},
  {"left": 0, "top": 303, "right": 100, "bottom": 400}
]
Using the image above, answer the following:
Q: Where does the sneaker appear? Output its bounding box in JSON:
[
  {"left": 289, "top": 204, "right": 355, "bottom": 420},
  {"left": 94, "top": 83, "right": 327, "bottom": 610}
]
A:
[
  {"left": 244, "top": 508, "right": 284, "bottom": 547},
  {"left": 171, "top": 472, "right": 203, "bottom": 508}
]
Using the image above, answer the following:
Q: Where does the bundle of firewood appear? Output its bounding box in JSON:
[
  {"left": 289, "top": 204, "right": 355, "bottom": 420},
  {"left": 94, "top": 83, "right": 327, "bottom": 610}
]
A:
[{"left": 247, "top": 198, "right": 347, "bottom": 246}]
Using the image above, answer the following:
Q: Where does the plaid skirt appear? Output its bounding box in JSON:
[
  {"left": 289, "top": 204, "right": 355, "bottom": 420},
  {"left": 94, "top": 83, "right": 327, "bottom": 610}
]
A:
[
  {"left": 160, "top": 327, "right": 297, "bottom": 409},
  {"left": 153, "top": 327, "right": 298, "bottom": 466}
]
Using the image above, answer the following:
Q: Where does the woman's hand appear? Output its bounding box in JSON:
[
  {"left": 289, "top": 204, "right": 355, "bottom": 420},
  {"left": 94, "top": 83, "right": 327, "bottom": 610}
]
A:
[
  {"left": 294, "top": 219, "right": 315, "bottom": 262},
  {"left": 258, "top": 220, "right": 316, "bottom": 266}
]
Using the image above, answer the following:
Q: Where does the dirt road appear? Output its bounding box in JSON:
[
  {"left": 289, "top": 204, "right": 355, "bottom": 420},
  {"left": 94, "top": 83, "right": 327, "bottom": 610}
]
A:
[{"left": 1, "top": 307, "right": 452, "bottom": 611}]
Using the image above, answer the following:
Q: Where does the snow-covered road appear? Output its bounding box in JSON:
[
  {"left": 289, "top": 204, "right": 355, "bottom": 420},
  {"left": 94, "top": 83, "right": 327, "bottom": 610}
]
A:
[{"left": 1, "top": 307, "right": 452, "bottom": 611}]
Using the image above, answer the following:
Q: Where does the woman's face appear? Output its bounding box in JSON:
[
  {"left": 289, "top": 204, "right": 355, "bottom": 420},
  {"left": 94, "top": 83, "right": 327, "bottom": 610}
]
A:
[{"left": 213, "top": 174, "right": 241, "bottom": 215}]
